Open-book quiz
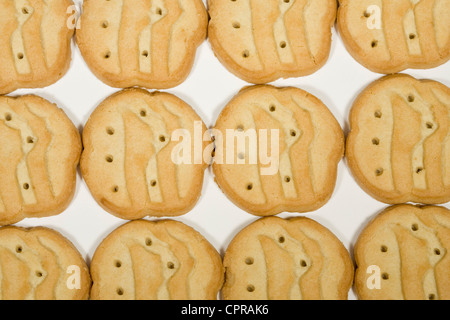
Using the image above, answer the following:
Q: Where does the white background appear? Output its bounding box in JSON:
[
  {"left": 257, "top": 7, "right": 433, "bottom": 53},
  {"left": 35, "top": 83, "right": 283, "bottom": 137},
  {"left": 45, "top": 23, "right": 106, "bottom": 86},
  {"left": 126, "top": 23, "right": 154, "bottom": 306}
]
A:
[{"left": 10, "top": 0, "right": 450, "bottom": 300}]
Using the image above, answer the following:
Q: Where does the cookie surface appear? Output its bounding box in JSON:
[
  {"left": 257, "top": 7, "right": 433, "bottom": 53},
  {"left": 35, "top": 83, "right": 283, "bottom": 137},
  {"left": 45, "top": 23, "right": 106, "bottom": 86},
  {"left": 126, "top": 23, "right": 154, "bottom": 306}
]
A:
[
  {"left": 0, "top": 0, "right": 75, "bottom": 94},
  {"left": 212, "top": 85, "right": 344, "bottom": 216},
  {"left": 208, "top": 0, "right": 337, "bottom": 84},
  {"left": 0, "top": 226, "right": 91, "bottom": 300},
  {"left": 76, "top": 0, "right": 207, "bottom": 89},
  {"left": 346, "top": 74, "right": 450, "bottom": 204},
  {"left": 81, "top": 88, "right": 209, "bottom": 220},
  {"left": 0, "top": 95, "right": 81, "bottom": 226},
  {"left": 337, "top": 0, "right": 450, "bottom": 74},
  {"left": 354, "top": 204, "right": 450, "bottom": 300},
  {"left": 90, "top": 219, "right": 224, "bottom": 300},
  {"left": 223, "top": 216, "right": 354, "bottom": 300}
]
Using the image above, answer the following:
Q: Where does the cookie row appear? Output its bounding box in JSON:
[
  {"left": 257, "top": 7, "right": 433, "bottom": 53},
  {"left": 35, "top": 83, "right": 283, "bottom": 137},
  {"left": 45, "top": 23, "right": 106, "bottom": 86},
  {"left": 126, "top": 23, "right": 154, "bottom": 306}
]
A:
[
  {"left": 1, "top": 74, "right": 449, "bottom": 225},
  {"left": 1, "top": 0, "right": 448, "bottom": 94},
  {"left": 1, "top": 203, "right": 448, "bottom": 300}
]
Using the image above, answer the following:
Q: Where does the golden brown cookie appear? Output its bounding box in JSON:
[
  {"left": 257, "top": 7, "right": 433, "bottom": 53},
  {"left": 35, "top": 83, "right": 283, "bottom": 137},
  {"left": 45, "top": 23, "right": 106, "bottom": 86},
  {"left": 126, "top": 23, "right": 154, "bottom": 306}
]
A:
[
  {"left": 337, "top": 0, "right": 450, "bottom": 74},
  {"left": 76, "top": 0, "right": 208, "bottom": 89},
  {"left": 212, "top": 85, "right": 344, "bottom": 216},
  {"left": 346, "top": 74, "right": 450, "bottom": 204},
  {"left": 0, "top": 0, "right": 75, "bottom": 94},
  {"left": 208, "top": 0, "right": 337, "bottom": 84},
  {"left": 81, "top": 88, "right": 209, "bottom": 220},
  {"left": 354, "top": 204, "right": 450, "bottom": 300},
  {"left": 0, "top": 226, "right": 91, "bottom": 300},
  {"left": 0, "top": 95, "right": 81, "bottom": 226},
  {"left": 90, "top": 219, "right": 224, "bottom": 300},
  {"left": 222, "top": 216, "right": 354, "bottom": 300}
]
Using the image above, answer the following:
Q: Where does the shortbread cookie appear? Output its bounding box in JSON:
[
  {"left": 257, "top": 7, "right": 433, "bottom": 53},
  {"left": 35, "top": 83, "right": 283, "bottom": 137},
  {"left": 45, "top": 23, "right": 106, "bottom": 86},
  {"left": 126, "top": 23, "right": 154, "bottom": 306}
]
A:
[
  {"left": 337, "top": 0, "right": 450, "bottom": 74},
  {"left": 0, "top": 95, "right": 81, "bottom": 226},
  {"left": 76, "top": 0, "right": 208, "bottom": 89},
  {"left": 90, "top": 219, "right": 224, "bottom": 300},
  {"left": 223, "top": 216, "right": 354, "bottom": 300},
  {"left": 346, "top": 74, "right": 450, "bottom": 204},
  {"left": 0, "top": 226, "right": 91, "bottom": 300},
  {"left": 0, "top": 0, "right": 75, "bottom": 94},
  {"left": 81, "top": 88, "right": 209, "bottom": 220},
  {"left": 208, "top": 0, "right": 337, "bottom": 84},
  {"left": 354, "top": 204, "right": 450, "bottom": 300},
  {"left": 212, "top": 85, "right": 344, "bottom": 216}
]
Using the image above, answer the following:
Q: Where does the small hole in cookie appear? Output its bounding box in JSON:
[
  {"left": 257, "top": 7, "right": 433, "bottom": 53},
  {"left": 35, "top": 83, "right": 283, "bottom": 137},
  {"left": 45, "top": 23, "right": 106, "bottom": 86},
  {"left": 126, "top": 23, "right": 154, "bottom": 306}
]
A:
[
  {"left": 115, "top": 260, "right": 122, "bottom": 268},
  {"left": 269, "top": 105, "right": 276, "bottom": 112},
  {"left": 104, "top": 52, "right": 111, "bottom": 59},
  {"left": 372, "top": 138, "right": 380, "bottom": 145},
  {"left": 16, "top": 245, "right": 22, "bottom": 253},
  {"left": 23, "top": 183, "right": 30, "bottom": 190},
  {"left": 116, "top": 288, "right": 124, "bottom": 296},
  {"left": 22, "top": 7, "right": 30, "bottom": 14},
  {"left": 416, "top": 167, "right": 424, "bottom": 174},
  {"left": 247, "top": 183, "right": 253, "bottom": 190},
  {"left": 374, "top": 110, "right": 382, "bottom": 118},
  {"left": 156, "top": 8, "right": 162, "bottom": 15},
  {"left": 382, "top": 273, "right": 389, "bottom": 280},
  {"left": 363, "top": 11, "right": 370, "bottom": 18},
  {"left": 167, "top": 262, "right": 175, "bottom": 269},
  {"left": 283, "top": 0, "right": 290, "bottom": 3},
  {"left": 407, "top": 95, "right": 415, "bottom": 103},
  {"left": 237, "top": 125, "right": 244, "bottom": 132},
  {"left": 428, "top": 294, "right": 436, "bottom": 300},
  {"left": 278, "top": 236, "right": 285, "bottom": 243},
  {"left": 247, "top": 285, "right": 255, "bottom": 292},
  {"left": 140, "top": 110, "right": 147, "bottom": 117},
  {"left": 106, "top": 155, "right": 114, "bottom": 163},
  {"left": 150, "top": 180, "right": 157, "bottom": 187},
  {"left": 142, "top": 51, "right": 149, "bottom": 58},
  {"left": 280, "top": 41, "right": 287, "bottom": 48},
  {"left": 112, "top": 186, "right": 119, "bottom": 193},
  {"left": 375, "top": 168, "right": 384, "bottom": 176},
  {"left": 159, "top": 135, "right": 166, "bottom": 142},
  {"left": 242, "top": 50, "right": 250, "bottom": 58},
  {"left": 106, "top": 127, "right": 115, "bottom": 135},
  {"left": 101, "top": 21, "right": 109, "bottom": 28},
  {"left": 5, "top": 113, "right": 12, "bottom": 121},
  {"left": 426, "top": 122, "right": 433, "bottom": 129},
  {"left": 381, "top": 245, "right": 388, "bottom": 253},
  {"left": 232, "top": 22, "right": 240, "bottom": 29},
  {"left": 434, "top": 248, "right": 441, "bottom": 255},
  {"left": 411, "top": 224, "right": 419, "bottom": 231},
  {"left": 371, "top": 40, "right": 378, "bottom": 48},
  {"left": 284, "top": 176, "right": 291, "bottom": 183},
  {"left": 27, "top": 136, "right": 34, "bottom": 144},
  {"left": 245, "top": 257, "right": 254, "bottom": 265},
  {"left": 238, "top": 153, "right": 245, "bottom": 160},
  {"left": 290, "top": 130, "right": 297, "bottom": 137},
  {"left": 145, "top": 238, "right": 152, "bottom": 246},
  {"left": 17, "top": 53, "right": 24, "bottom": 60},
  {"left": 409, "top": 33, "right": 416, "bottom": 40},
  {"left": 300, "top": 260, "right": 307, "bottom": 267},
  {"left": 35, "top": 271, "right": 43, "bottom": 277}
]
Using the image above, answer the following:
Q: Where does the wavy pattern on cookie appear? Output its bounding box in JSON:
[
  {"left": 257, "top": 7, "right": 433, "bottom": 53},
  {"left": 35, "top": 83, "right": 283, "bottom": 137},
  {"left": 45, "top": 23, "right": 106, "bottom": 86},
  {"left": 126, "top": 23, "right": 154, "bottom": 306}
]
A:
[
  {"left": 0, "top": 227, "right": 90, "bottom": 300},
  {"left": 0, "top": 0, "right": 74, "bottom": 94},
  {"left": 347, "top": 75, "right": 450, "bottom": 204},
  {"left": 0, "top": 96, "right": 81, "bottom": 226},
  {"left": 337, "top": 0, "right": 450, "bottom": 73},
  {"left": 213, "top": 85, "right": 344, "bottom": 216},
  {"left": 223, "top": 217, "right": 353, "bottom": 300},
  {"left": 76, "top": 0, "right": 207, "bottom": 89},
  {"left": 355, "top": 205, "right": 450, "bottom": 300},
  {"left": 208, "top": 0, "right": 337, "bottom": 83},
  {"left": 90, "top": 220, "right": 224, "bottom": 300},
  {"left": 81, "top": 89, "right": 208, "bottom": 220}
]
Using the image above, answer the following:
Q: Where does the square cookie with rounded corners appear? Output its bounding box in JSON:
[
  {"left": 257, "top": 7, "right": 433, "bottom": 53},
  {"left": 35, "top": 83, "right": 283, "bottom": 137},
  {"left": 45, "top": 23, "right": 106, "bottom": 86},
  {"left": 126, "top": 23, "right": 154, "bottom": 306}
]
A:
[
  {"left": 0, "top": 0, "right": 75, "bottom": 94},
  {"left": 76, "top": 0, "right": 208, "bottom": 89},
  {"left": 208, "top": 0, "right": 337, "bottom": 84},
  {"left": 346, "top": 74, "right": 450, "bottom": 204},
  {"left": 0, "top": 95, "right": 81, "bottom": 226},
  {"left": 222, "top": 216, "right": 354, "bottom": 300},
  {"left": 0, "top": 226, "right": 91, "bottom": 300},
  {"left": 90, "top": 219, "right": 224, "bottom": 300},
  {"left": 81, "top": 88, "right": 210, "bottom": 220},
  {"left": 354, "top": 204, "right": 450, "bottom": 300},
  {"left": 337, "top": 0, "right": 450, "bottom": 74},
  {"left": 212, "top": 85, "right": 344, "bottom": 216}
]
